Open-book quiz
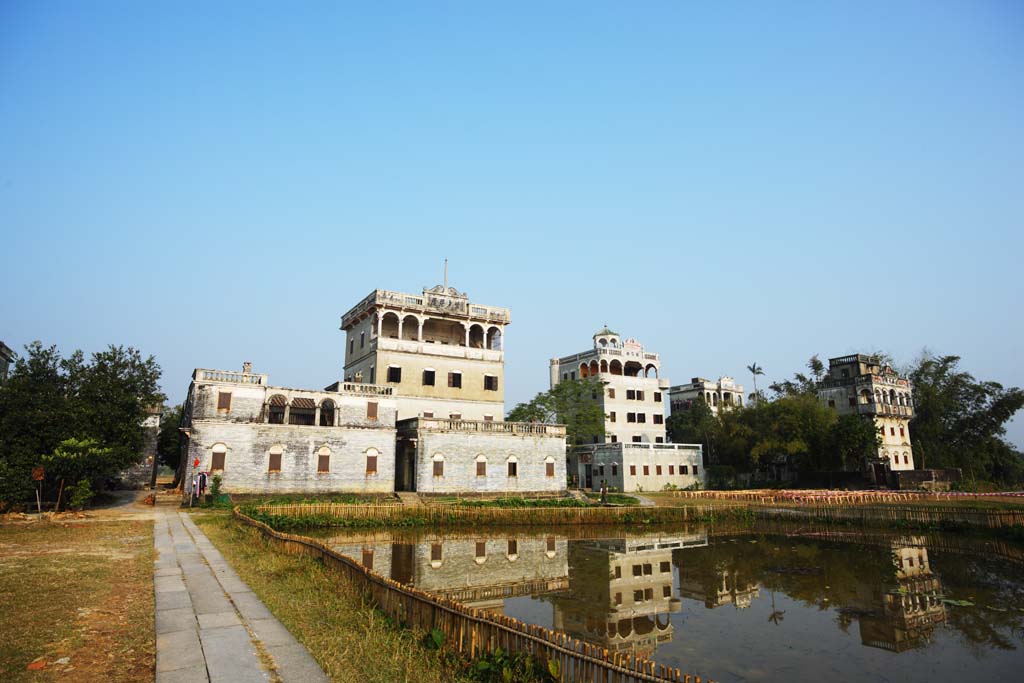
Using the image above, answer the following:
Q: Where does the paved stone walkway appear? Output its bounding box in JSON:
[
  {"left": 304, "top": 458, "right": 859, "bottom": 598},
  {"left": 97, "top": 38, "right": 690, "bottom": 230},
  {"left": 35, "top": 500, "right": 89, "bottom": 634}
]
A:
[{"left": 154, "top": 511, "right": 329, "bottom": 683}]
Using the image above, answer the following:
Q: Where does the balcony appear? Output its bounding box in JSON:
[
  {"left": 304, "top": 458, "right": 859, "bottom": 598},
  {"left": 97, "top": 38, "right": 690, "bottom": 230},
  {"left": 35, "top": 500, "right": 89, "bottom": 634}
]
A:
[
  {"left": 376, "top": 336, "right": 503, "bottom": 362},
  {"left": 342, "top": 289, "right": 511, "bottom": 328},
  {"left": 858, "top": 403, "right": 913, "bottom": 418},
  {"left": 194, "top": 369, "right": 268, "bottom": 385}
]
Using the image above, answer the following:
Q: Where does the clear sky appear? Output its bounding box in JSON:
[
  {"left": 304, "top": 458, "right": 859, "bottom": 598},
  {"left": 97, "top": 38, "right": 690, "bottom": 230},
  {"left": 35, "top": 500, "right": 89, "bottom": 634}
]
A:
[{"left": 2, "top": 2, "right": 1022, "bottom": 445}]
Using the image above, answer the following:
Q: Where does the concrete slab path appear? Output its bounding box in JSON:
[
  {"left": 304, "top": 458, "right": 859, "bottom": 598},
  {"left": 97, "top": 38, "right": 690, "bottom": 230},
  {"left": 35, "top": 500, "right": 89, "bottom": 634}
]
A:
[{"left": 154, "top": 510, "right": 329, "bottom": 683}]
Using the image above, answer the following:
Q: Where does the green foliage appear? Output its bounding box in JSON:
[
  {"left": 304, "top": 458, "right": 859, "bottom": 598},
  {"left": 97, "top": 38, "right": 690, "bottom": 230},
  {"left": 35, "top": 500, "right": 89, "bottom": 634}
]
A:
[
  {"left": 66, "top": 479, "right": 95, "bottom": 509},
  {"left": 157, "top": 403, "right": 184, "bottom": 470},
  {"left": 41, "top": 437, "right": 138, "bottom": 489},
  {"left": 908, "top": 352, "right": 1024, "bottom": 484},
  {"left": 456, "top": 497, "right": 589, "bottom": 508},
  {"left": 506, "top": 378, "right": 605, "bottom": 446},
  {"left": 210, "top": 474, "right": 223, "bottom": 498},
  {"left": 0, "top": 341, "right": 163, "bottom": 506},
  {"left": 468, "top": 647, "right": 558, "bottom": 683}
]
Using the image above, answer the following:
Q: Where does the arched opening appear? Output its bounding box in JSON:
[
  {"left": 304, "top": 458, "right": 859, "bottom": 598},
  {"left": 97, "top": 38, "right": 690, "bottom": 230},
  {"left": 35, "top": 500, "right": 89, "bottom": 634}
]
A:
[
  {"left": 599, "top": 338, "right": 608, "bottom": 347},
  {"left": 421, "top": 318, "right": 463, "bottom": 345},
  {"left": 624, "top": 361, "right": 643, "bottom": 377},
  {"left": 712, "top": 393, "right": 718, "bottom": 406},
  {"left": 706, "top": 392, "right": 712, "bottom": 403},
  {"left": 475, "top": 454, "right": 487, "bottom": 477},
  {"left": 468, "top": 324, "right": 485, "bottom": 348},
  {"left": 365, "top": 447, "right": 379, "bottom": 475},
  {"left": 289, "top": 397, "right": 316, "bottom": 425},
  {"left": 319, "top": 399, "right": 335, "bottom": 426},
  {"left": 644, "top": 364, "right": 658, "bottom": 378},
  {"left": 589, "top": 360, "right": 599, "bottom": 376},
  {"left": 210, "top": 443, "right": 227, "bottom": 471},
  {"left": 486, "top": 326, "right": 502, "bottom": 350},
  {"left": 860, "top": 389, "right": 872, "bottom": 404},
  {"left": 401, "top": 314, "right": 420, "bottom": 341},
  {"left": 579, "top": 362, "right": 589, "bottom": 378},
  {"left": 889, "top": 389, "right": 897, "bottom": 405},
  {"left": 380, "top": 311, "right": 401, "bottom": 339},
  {"left": 609, "top": 338, "right": 619, "bottom": 347},
  {"left": 600, "top": 359, "right": 608, "bottom": 373},
  {"left": 268, "top": 394, "right": 287, "bottom": 424},
  {"left": 267, "top": 444, "right": 282, "bottom": 473},
  {"left": 609, "top": 359, "right": 623, "bottom": 375}
]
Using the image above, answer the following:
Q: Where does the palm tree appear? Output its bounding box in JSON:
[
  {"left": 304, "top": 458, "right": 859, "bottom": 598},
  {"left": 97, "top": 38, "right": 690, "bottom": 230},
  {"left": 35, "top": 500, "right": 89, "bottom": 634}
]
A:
[
  {"left": 747, "top": 363, "right": 764, "bottom": 404},
  {"left": 768, "top": 590, "right": 785, "bottom": 625}
]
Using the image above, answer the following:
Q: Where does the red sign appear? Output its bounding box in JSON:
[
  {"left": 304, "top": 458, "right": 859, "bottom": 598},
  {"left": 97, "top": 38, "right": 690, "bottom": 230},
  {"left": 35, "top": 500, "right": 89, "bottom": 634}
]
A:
[
  {"left": 31, "top": 466, "right": 45, "bottom": 481},
  {"left": 193, "top": 457, "right": 200, "bottom": 468}
]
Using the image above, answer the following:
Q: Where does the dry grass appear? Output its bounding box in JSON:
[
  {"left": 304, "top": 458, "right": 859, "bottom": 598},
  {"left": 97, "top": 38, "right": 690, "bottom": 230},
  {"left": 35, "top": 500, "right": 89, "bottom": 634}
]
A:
[
  {"left": 0, "top": 520, "right": 154, "bottom": 682},
  {"left": 194, "top": 513, "right": 472, "bottom": 683}
]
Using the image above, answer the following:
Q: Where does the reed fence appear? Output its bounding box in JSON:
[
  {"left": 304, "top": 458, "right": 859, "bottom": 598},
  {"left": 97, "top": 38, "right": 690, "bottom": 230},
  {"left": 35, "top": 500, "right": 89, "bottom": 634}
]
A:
[
  {"left": 233, "top": 507, "right": 713, "bottom": 683},
  {"left": 670, "top": 489, "right": 1024, "bottom": 505},
  {"left": 766, "top": 503, "right": 1024, "bottom": 529},
  {"left": 251, "top": 503, "right": 729, "bottom": 526}
]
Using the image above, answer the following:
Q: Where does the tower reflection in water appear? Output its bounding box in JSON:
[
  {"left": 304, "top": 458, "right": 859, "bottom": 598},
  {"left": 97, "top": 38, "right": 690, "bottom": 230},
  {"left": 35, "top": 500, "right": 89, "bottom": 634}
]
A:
[{"left": 859, "top": 536, "right": 947, "bottom": 652}]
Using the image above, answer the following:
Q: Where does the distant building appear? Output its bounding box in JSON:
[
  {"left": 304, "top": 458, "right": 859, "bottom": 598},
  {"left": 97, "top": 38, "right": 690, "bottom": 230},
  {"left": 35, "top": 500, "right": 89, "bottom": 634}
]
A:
[
  {"left": 817, "top": 354, "right": 915, "bottom": 477},
  {"left": 0, "top": 340, "right": 14, "bottom": 384},
  {"left": 550, "top": 328, "right": 704, "bottom": 492},
  {"left": 118, "top": 405, "right": 163, "bottom": 489},
  {"left": 668, "top": 376, "right": 744, "bottom": 415}
]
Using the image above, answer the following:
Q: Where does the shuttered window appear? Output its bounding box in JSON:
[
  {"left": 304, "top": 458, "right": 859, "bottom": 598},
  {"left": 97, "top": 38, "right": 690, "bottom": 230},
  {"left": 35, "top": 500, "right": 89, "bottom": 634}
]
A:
[
  {"left": 507, "top": 461, "right": 518, "bottom": 477},
  {"left": 545, "top": 461, "right": 555, "bottom": 477},
  {"left": 422, "top": 370, "right": 435, "bottom": 386},
  {"left": 448, "top": 372, "right": 462, "bottom": 388},
  {"left": 268, "top": 452, "right": 282, "bottom": 472},
  {"left": 433, "top": 460, "right": 444, "bottom": 477},
  {"left": 475, "top": 542, "right": 486, "bottom": 559},
  {"left": 476, "top": 460, "right": 486, "bottom": 476},
  {"left": 656, "top": 465, "right": 662, "bottom": 475},
  {"left": 608, "top": 388, "right": 615, "bottom": 399},
  {"left": 367, "top": 401, "right": 378, "bottom": 420},
  {"left": 484, "top": 375, "right": 498, "bottom": 391},
  {"left": 366, "top": 453, "right": 378, "bottom": 474},
  {"left": 507, "top": 540, "right": 518, "bottom": 556},
  {"left": 431, "top": 543, "right": 442, "bottom": 562},
  {"left": 211, "top": 449, "right": 226, "bottom": 471},
  {"left": 318, "top": 454, "right": 330, "bottom": 473},
  {"left": 217, "top": 392, "right": 231, "bottom": 410}
]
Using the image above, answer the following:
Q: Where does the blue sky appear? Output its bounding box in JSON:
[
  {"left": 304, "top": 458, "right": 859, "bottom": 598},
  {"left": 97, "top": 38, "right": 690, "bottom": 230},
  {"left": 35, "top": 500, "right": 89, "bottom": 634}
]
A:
[{"left": 2, "top": 2, "right": 1022, "bottom": 445}]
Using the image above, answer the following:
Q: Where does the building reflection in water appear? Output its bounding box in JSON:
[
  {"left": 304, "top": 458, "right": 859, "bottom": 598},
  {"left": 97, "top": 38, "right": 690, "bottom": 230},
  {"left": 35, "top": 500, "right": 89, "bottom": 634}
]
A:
[
  {"left": 329, "top": 535, "right": 570, "bottom": 613},
  {"left": 550, "top": 533, "right": 709, "bottom": 658},
  {"left": 677, "top": 566, "right": 761, "bottom": 610},
  {"left": 859, "top": 536, "right": 947, "bottom": 652}
]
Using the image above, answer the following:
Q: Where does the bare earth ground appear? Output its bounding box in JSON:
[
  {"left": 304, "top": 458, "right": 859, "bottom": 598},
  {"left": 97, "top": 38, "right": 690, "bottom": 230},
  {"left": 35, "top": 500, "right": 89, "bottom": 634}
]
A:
[{"left": 0, "top": 496, "right": 155, "bottom": 682}]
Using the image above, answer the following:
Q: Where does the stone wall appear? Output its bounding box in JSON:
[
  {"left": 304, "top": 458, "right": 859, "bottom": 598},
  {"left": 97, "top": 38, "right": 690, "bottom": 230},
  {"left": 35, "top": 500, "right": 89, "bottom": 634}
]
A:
[
  {"left": 889, "top": 468, "right": 963, "bottom": 491},
  {"left": 118, "top": 412, "right": 161, "bottom": 489},
  {"left": 183, "top": 421, "right": 396, "bottom": 494},
  {"left": 414, "top": 430, "right": 567, "bottom": 495}
]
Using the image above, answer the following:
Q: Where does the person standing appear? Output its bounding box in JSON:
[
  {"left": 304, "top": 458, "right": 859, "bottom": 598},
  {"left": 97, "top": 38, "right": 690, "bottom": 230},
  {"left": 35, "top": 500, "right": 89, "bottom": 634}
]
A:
[{"left": 600, "top": 480, "right": 608, "bottom": 505}]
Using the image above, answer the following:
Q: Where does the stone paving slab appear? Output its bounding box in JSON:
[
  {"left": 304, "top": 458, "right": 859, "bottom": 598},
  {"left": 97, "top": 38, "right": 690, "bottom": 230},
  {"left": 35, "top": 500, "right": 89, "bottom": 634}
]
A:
[{"left": 153, "top": 509, "right": 329, "bottom": 683}]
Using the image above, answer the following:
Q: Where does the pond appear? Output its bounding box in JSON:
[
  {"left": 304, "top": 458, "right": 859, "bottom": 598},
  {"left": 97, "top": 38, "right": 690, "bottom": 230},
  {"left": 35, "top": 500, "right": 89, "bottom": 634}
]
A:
[{"left": 305, "top": 523, "right": 1024, "bottom": 682}]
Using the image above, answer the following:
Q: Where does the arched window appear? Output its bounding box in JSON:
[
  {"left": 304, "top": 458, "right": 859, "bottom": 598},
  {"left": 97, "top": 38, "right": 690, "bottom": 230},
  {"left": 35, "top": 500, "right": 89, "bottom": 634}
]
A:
[
  {"left": 211, "top": 443, "right": 227, "bottom": 471},
  {"left": 589, "top": 360, "right": 599, "bottom": 376},
  {"left": 645, "top": 364, "right": 658, "bottom": 378},
  {"left": 432, "top": 453, "right": 444, "bottom": 477},
  {"left": 319, "top": 399, "right": 335, "bottom": 427},
  {"left": 475, "top": 454, "right": 487, "bottom": 477},
  {"left": 268, "top": 395, "right": 287, "bottom": 424},
  {"left": 580, "top": 362, "right": 589, "bottom": 379},
  {"left": 317, "top": 446, "right": 331, "bottom": 473},
  {"left": 486, "top": 326, "right": 503, "bottom": 351},
  {"left": 600, "top": 359, "right": 608, "bottom": 373},
  {"left": 468, "top": 324, "right": 485, "bottom": 348},
  {"left": 599, "top": 338, "right": 608, "bottom": 347},
  {"left": 545, "top": 456, "right": 556, "bottom": 478},
  {"left": 507, "top": 455, "right": 519, "bottom": 478},
  {"left": 609, "top": 359, "right": 623, "bottom": 375},
  {"left": 289, "top": 398, "right": 316, "bottom": 425},
  {"left": 365, "top": 447, "right": 379, "bottom": 475},
  {"left": 380, "top": 311, "right": 401, "bottom": 339},
  {"left": 506, "top": 539, "right": 519, "bottom": 561},
  {"left": 268, "top": 445, "right": 283, "bottom": 473}
]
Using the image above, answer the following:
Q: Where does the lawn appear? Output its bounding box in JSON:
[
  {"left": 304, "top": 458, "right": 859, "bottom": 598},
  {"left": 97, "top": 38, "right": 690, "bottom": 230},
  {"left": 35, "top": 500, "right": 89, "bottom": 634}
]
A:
[
  {"left": 194, "top": 513, "right": 473, "bottom": 683},
  {"left": 0, "top": 520, "right": 154, "bottom": 682}
]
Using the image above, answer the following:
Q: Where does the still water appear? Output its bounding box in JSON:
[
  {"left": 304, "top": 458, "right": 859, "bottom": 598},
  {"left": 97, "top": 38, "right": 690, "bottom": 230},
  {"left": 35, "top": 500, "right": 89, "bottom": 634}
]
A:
[{"left": 307, "top": 524, "right": 1024, "bottom": 682}]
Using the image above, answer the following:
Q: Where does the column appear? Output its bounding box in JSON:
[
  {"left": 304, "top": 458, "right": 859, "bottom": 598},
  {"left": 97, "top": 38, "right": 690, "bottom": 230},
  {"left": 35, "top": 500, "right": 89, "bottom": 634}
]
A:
[
  {"left": 376, "top": 312, "right": 383, "bottom": 339},
  {"left": 283, "top": 404, "right": 291, "bottom": 424},
  {"left": 417, "top": 318, "right": 424, "bottom": 341},
  {"left": 464, "top": 324, "right": 470, "bottom": 347},
  {"left": 397, "top": 317, "right": 404, "bottom": 340},
  {"left": 314, "top": 405, "right": 321, "bottom": 426}
]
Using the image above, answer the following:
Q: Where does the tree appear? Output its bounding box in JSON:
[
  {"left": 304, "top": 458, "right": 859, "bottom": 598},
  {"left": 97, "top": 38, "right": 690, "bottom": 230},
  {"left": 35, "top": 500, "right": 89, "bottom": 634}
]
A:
[
  {"left": 41, "top": 437, "right": 139, "bottom": 505},
  {"left": 506, "top": 378, "right": 606, "bottom": 446},
  {"left": 826, "top": 415, "right": 882, "bottom": 472},
  {"left": 908, "top": 353, "right": 1024, "bottom": 484},
  {"left": 157, "top": 404, "right": 184, "bottom": 471},
  {"left": 769, "top": 355, "right": 821, "bottom": 399},
  {"left": 666, "top": 396, "right": 716, "bottom": 459},
  {"left": 0, "top": 341, "right": 164, "bottom": 506},
  {"left": 747, "top": 363, "right": 765, "bottom": 404}
]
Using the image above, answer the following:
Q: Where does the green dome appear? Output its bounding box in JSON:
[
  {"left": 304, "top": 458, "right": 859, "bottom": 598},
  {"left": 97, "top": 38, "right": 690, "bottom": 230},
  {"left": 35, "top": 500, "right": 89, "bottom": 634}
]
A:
[{"left": 594, "top": 325, "right": 619, "bottom": 337}]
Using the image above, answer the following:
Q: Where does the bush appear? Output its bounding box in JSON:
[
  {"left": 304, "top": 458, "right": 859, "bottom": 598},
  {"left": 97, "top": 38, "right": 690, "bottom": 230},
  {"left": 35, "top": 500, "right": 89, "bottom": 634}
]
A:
[
  {"left": 210, "top": 474, "right": 223, "bottom": 498},
  {"left": 67, "top": 479, "right": 94, "bottom": 510}
]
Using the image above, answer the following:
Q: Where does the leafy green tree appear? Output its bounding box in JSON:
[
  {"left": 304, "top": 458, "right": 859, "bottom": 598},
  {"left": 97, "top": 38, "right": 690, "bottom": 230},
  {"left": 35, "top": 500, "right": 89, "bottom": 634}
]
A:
[
  {"left": 666, "top": 396, "right": 717, "bottom": 457},
  {"left": 157, "top": 404, "right": 184, "bottom": 470},
  {"left": 506, "top": 378, "right": 605, "bottom": 446},
  {"left": 826, "top": 414, "right": 882, "bottom": 471},
  {"left": 747, "top": 394, "right": 835, "bottom": 472},
  {"left": 40, "top": 437, "right": 139, "bottom": 503},
  {"left": 908, "top": 353, "right": 1024, "bottom": 484},
  {"left": 769, "top": 355, "right": 822, "bottom": 398}
]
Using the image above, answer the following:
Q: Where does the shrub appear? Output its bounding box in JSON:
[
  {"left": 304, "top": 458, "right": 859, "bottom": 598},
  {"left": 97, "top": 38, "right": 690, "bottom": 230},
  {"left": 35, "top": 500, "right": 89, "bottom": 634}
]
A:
[{"left": 67, "top": 479, "right": 94, "bottom": 510}]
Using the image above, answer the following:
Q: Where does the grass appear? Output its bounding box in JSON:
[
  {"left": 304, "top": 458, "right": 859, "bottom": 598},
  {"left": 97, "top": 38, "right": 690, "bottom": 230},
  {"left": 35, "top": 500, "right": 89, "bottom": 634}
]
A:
[
  {"left": 0, "top": 520, "right": 154, "bottom": 682},
  {"left": 583, "top": 492, "right": 640, "bottom": 506},
  {"left": 453, "top": 497, "right": 589, "bottom": 508},
  {"left": 194, "top": 513, "right": 474, "bottom": 683},
  {"left": 230, "top": 493, "right": 391, "bottom": 506}
]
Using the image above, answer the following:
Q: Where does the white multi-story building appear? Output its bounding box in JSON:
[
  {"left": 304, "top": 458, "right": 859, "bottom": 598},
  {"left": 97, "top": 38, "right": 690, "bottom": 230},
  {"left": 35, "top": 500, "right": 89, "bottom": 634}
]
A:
[
  {"left": 550, "top": 328, "right": 704, "bottom": 491},
  {"left": 341, "top": 284, "right": 508, "bottom": 422},
  {"left": 668, "top": 376, "right": 745, "bottom": 415},
  {"left": 817, "top": 354, "right": 915, "bottom": 476}
]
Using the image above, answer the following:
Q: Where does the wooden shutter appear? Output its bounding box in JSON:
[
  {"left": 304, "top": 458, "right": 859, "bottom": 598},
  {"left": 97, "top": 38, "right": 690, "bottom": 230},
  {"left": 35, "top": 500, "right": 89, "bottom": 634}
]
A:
[
  {"left": 507, "top": 540, "right": 517, "bottom": 556},
  {"left": 317, "top": 454, "right": 330, "bottom": 473},
  {"left": 546, "top": 537, "right": 555, "bottom": 552},
  {"left": 212, "top": 451, "right": 226, "bottom": 471},
  {"left": 433, "top": 460, "right": 443, "bottom": 477},
  {"left": 476, "top": 460, "right": 486, "bottom": 476},
  {"left": 268, "top": 452, "right": 281, "bottom": 472},
  {"left": 217, "top": 392, "right": 231, "bottom": 410},
  {"left": 431, "top": 543, "right": 442, "bottom": 562},
  {"left": 475, "top": 542, "right": 486, "bottom": 558},
  {"left": 366, "top": 454, "right": 377, "bottom": 474},
  {"left": 367, "top": 401, "right": 378, "bottom": 420},
  {"left": 545, "top": 461, "right": 555, "bottom": 477},
  {"left": 507, "top": 461, "right": 517, "bottom": 477}
]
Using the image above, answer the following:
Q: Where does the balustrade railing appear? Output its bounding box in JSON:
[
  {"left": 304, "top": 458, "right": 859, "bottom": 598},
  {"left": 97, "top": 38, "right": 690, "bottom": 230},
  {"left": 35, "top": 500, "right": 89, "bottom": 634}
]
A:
[
  {"left": 415, "top": 418, "right": 566, "bottom": 437},
  {"left": 196, "top": 369, "right": 267, "bottom": 385}
]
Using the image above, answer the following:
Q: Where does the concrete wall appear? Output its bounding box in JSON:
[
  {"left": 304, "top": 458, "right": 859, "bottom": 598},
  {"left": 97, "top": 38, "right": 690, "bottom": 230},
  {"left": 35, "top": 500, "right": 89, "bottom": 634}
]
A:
[
  {"left": 414, "top": 430, "right": 567, "bottom": 495},
  {"left": 183, "top": 421, "right": 396, "bottom": 494},
  {"left": 584, "top": 444, "right": 704, "bottom": 493}
]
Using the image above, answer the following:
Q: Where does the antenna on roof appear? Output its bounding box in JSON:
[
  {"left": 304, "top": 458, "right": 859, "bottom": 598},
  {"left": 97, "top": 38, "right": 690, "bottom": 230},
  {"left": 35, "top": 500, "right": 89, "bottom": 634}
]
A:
[{"left": 443, "top": 257, "right": 448, "bottom": 289}]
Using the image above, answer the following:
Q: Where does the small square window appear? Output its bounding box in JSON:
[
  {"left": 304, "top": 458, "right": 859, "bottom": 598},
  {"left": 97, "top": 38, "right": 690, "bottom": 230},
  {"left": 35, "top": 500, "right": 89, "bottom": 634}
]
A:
[
  {"left": 448, "top": 372, "right": 462, "bottom": 388},
  {"left": 680, "top": 465, "right": 688, "bottom": 474},
  {"left": 217, "top": 392, "right": 231, "bottom": 410},
  {"left": 484, "top": 375, "right": 498, "bottom": 391},
  {"left": 422, "top": 370, "right": 435, "bottom": 386},
  {"left": 663, "top": 585, "right": 672, "bottom": 597},
  {"left": 387, "top": 366, "right": 402, "bottom": 383},
  {"left": 654, "top": 392, "right": 661, "bottom": 403}
]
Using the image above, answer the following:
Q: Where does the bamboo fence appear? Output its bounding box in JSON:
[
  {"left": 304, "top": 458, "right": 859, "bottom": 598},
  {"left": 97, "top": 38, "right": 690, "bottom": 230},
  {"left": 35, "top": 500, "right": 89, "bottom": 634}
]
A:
[{"left": 234, "top": 507, "right": 714, "bottom": 683}]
